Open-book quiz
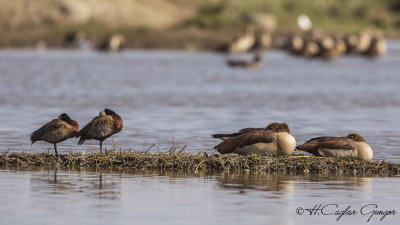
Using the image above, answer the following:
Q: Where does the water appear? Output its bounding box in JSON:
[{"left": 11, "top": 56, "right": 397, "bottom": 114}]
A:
[
  {"left": 0, "top": 43, "right": 400, "bottom": 224},
  {"left": 0, "top": 46, "right": 400, "bottom": 160},
  {"left": 0, "top": 168, "right": 399, "bottom": 225}
]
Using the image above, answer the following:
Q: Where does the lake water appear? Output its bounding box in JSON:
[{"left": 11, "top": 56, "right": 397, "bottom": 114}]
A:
[
  {"left": 0, "top": 43, "right": 400, "bottom": 224},
  {"left": 0, "top": 168, "right": 399, "bottom": 225}
]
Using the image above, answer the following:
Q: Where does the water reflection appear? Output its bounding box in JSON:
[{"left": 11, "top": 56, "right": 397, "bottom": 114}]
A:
[
  {"left": 1, "top": 168, "right": 399, "bottom": 225},
  {"left": 30, "top": 169, "right": 121, "bottom": 203},
  {"left": 26, "top": 168, "right": 375, "bottom": 198},
  {"left": 218, "top": 172, "right": 295, "bottom": 193}
]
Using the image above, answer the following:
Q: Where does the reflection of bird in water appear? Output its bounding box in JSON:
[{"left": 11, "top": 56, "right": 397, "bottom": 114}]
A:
[
  {"left": 299, "top": 175, "right": 373, "bottom": 197},
  {"left": 212, "top": 122, "right": 296, "bottom": 156},
  {"left": 228, "top": 25, "right": 256, "bottom": 54},
  {"left": 297, "top": 133, "right": 373, "bottom": 161},
  {"left": 30, "top": 113, "right": 79, "bottom": 156},
  {"left": 226, "top": 51, "right": 263, "bottom": 69},
  {"left": 218, "top": 172, "right": 295, "bottom": 194},
  {"left": 30, "top": 169, "right": 121, "bottom": 200},
  {"left": 77, "top": 109, "right": 123, "bottom": 153}
]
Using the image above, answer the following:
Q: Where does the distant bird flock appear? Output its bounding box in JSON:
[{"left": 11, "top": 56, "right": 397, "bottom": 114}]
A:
[
  {"left": 223, "top": 14, "right": 386, "bottom": 70},
  {"left": 31, "top": 111, "right": 373, "bottom": 161}
]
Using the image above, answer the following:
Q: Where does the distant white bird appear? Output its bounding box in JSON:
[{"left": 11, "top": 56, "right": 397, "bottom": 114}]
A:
[{"left": 297, "top": 14, "right": 312, "bottom": 31}]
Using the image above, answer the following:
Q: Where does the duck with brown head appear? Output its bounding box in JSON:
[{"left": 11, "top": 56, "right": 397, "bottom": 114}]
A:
[
  {"left": 297, "top": 133, "right": 373, "bottom": 161},
  {"left": 76, "top": 108, "right": 123, "bottom": 153},
  {"left": 213, "top": 122, "right": 296, "bottom": 156},
  {"left": 30, "top": 113, "right": 79, "bottom": 156}
]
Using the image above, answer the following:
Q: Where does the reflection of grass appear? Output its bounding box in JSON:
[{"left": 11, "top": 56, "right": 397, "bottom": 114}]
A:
[{"left": 1, "top": 149, "right": 399, "bottom": 175}]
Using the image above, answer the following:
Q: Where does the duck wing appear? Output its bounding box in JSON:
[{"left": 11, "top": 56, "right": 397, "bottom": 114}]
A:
[
  {"left": 212, "top": 127, "right": 263, "bottom": 139},
  {"left": 297, "top": 136, "right": 356, "bottom": 156},
  {"left": 77, "top": 116, "right": 113, "bottom": 144},
  {"left": 214, "top": 130, "right": 275, "bottom": 154},
  {"left": 30, "top": 119, "right": 67, "bottom": 143},
  {"left": 318, "top": 148, "right": 357, "bottom": 158}
]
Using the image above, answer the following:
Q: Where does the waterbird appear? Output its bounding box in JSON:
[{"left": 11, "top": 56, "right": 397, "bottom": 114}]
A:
[
  {"left": 365, "top": 36, "right": 386, "bottom": 57},
  {"left": 287, "top": 33, "right": 304, "bottom": 55},
  {"left": 213, "top": 122, "right": 296, "bottom": 156},
  {"left": 226, "top": 51, "right": 263, "bottom": 69},
  {"left": 296, "top": 133, "right": 373, "bottom": 161},
  {"left": 76, "top": 109, "right": 123, "bottom": 153},
  {"left": 228, "top": 25, "right": 256, "bottom": 54},
  {"left": 98, "top": 34, "right": 126, "bottom": 52},
  {"left": 297, "top": 14, "right": 312, "bottom": 31},
  {"left": 30, "top": 113, "right": 79, "bottom": 156}
]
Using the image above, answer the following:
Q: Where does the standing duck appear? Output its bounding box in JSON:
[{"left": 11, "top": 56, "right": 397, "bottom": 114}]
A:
[
  {"left": 30, "top": 113, "right": 79, "bottom": 156},
  {"left": 296, "top": 133, "right": 373, "bottom": 161},
  {"left": 76, "top": 109, "right": 123, "bottom": 153},
  {"left": 213, "top": 122, "right": 296, "bottom": 156}
]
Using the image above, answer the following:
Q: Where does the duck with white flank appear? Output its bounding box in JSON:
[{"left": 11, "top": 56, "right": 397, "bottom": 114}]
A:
[
  {"left": 30, "top": 113, "right": 79, "bottom": 156},
  {"left": 213, "top": 122, "right": 296, "bottom": 156},
  {"left": 76, "top": 109, "right": 123, "bottom": 153},
  {"left": 296, "top": 133, "right": 373, "bottom": 161}
]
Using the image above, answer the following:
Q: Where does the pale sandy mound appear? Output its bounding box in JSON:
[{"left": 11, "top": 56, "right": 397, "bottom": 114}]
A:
[{"left": 0, "top": 0, "right": 194, "bottom": 29}]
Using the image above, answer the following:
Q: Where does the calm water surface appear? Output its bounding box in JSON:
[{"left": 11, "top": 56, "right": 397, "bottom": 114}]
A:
[
  {"left": 0, "top": 43, "right": 400, "bottom": 224},
  {"left": 0, "top": 168, "right": 399, "bottom": 225}
]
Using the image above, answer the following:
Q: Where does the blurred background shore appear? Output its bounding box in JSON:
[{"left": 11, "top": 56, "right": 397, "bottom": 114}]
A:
[{"left": 1, "top": 0, "right": 399, "bottom": 50}]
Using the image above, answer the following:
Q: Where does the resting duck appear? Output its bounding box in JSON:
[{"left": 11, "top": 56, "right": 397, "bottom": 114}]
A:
[
  {"left": 213, "top": 122, "right": 296, "bottom": 156},
  {"left": 287, "top": 34, "right": 304, "bottom": 55},
  {"left": 30, "top": 113, "right": 79, "bottom": 156},
  {"left": 296, "top": 133, "right": 373, "bottom": 161},
  {"left": 76, "top": 108, "right": 123, "bottom": 153},
  {"left": 365, "top": 36, "right": 386, "bottom": 57},
  {"left": 227, "top": 52, "right": 263, "bottom": 69},
  {"left": 301, "top": 40, "right": 320, "bottom": 58}
]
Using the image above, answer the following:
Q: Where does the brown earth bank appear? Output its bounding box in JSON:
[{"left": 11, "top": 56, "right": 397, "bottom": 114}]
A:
[{"left": 0, "top": 0, "right": 399, "bottom": 49}]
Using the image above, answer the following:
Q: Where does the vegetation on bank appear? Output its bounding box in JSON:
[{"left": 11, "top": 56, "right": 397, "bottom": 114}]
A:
[
  {"left": 1, "top": 150, "right": 399, "bottom": 176},
  {"left": 1, "top": 0, "right": 400, "bottom": 49}
]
